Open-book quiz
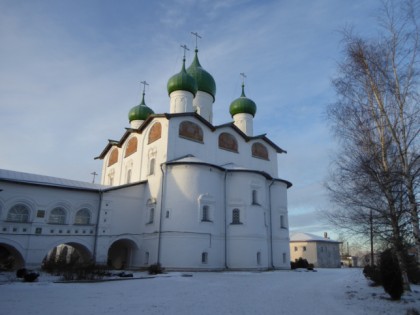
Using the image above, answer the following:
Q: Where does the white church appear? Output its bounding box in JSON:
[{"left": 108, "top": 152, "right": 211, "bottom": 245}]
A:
[{"left": 0, "top": 44, "right": 292, "bottom": 271}]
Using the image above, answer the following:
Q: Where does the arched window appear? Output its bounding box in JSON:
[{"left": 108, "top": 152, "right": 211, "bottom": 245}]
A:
[
  {"left": 280, "top": 215, "right": 286, "bottom": 229},
  {"left": 148, "top": 208, "right": 154, "bottom": 224},
  {"left": 201, "top": 252, "right": 208, "bottom": 264},
  {"left": 145, "top": 252, "right": 150, "bottom": 265},
  {"left": 252, "top": 190, "right": 259, "bottom": 205},
  {"left": 202, "top": 205, "right": 210, "bottom": 222},
  {"left": 251, "top": 142, "right": 269, "bottom": 160},
  {"left": 49, "top": 207, "right": 66, "bottom": 224},
  {"left": 7, "top": 204, "right": 30, "bottom": 222},
  {"left": 257, "top": 252, "right": 261, "bottom": 265},
  {"left": 218, "top": 132, "right": 238, "bottom": 152},
  {"left": 148, "top": 122, "right": 162, "bottom": 144},
  {"left": 75, "top": 209, "right": 91, "bottom": 225},
  {"left": 108, "top": 148, "right": 119, "bottom": 166},
  {"left": 149, "top": 158, "right": 156, "bottom": 176},
  {"left": 127, "top": 169, "right": 132, "bottom": 183},
  {"left": 232, "top": 208, "right": 241, "bottom": 224},
  {"left": 125, "top": 137, "right": 138, "bottom": 157},
  {"left": 179, "top": 121, "right": 203, "bottom": 142}
]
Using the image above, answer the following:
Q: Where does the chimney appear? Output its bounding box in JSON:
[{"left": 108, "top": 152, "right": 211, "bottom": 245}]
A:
[{"left": 324, "top": 232, "right": 328, "bottom": 239}]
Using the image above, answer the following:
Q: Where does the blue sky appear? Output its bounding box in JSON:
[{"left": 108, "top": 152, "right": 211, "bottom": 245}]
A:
[{"left": 0, "top": 0, "right": 381, "bottom": 238}]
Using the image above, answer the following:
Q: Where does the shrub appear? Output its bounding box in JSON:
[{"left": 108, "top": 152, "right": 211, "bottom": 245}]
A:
[
  {"left": 148, "top": 263, "right": 164, "bottom": 275},
  {"left": 380, "top": 249, "right": 403, "bottom": 300},
  {"left": 404, "top": 252, "right": 420, "bottom": 284},
  {"left": 363, "top": 265, "right": 381, "bottom": 286},
  {"left": 16, "top": 268, "right": 28, "bottom": 278},
  {"left": 407, "top": 308, "right": 420, "bottom": 315},
  {"left": 23, "top": 272, "right": 39, "bottom": 282},
  {"left": 307, "top": 263, "right": 315, "bottom": 271}
]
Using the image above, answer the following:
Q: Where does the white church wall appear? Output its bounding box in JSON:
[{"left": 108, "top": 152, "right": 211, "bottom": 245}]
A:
[
  {"left": 226, "top": 172, "right": 271, "bottom": 268},
  {"left": 160, "top": 163, "right": 225, "bottom": 269},
  {"left": 0, "top": 181, "right": 99, "bottom": 268},
  {"left": 94, "top": 184, "right": 147, "bottom": 267}
]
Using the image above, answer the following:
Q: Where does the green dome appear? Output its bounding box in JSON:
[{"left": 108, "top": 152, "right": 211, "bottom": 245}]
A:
[
  {"left": 187, "top": 49, "right": 216, "bottom": 100},
  {"left": 128, "top": 93, "right": 154, "bottom": 122},
  {"left": 167, "top": 58, "right": 198, "bottom": 96},
  {"left": 229, "top": 84, "right": 257, "bottom": 117}
]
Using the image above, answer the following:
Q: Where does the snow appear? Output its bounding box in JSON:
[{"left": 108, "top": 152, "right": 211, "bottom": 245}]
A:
[
  {"left": 1, "top": 268, "right": 420, "bottom": 315},
  {"left": 290, "top": 232, "right": 340, "bottom": 243}
]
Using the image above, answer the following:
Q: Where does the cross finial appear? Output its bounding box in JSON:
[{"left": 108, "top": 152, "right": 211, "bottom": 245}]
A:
[
  {"left": 140, "top": 80, "right": 149, "bottom": 94},
  {"left": 180, "top": 44, "right": 190, "bottom": 60},
  {"left": 240, "top": 72, "right": 247, "bottom": 85},
  {"left": 91, "top": 171, "right": 98, "bottom": 184},
  {"left": 191, "top": 32, "right": 202, "bottom": 50}
]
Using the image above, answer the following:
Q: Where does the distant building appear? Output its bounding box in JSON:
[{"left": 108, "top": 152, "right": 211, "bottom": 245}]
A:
[{"left": 290, "top": 232, "right": 341, "bottom": 268}]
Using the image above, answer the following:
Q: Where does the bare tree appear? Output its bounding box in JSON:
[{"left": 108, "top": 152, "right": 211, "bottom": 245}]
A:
[{"left": 326, "top": 0, "right": 420, "bottom": 291}]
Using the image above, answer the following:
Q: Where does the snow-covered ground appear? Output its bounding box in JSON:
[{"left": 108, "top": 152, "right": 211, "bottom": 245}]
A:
[{"left": 1, "top": 268, "right": 420, "bottom": 315}]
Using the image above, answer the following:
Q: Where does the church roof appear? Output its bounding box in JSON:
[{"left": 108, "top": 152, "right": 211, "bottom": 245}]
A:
[
  {"left": 167, "top": 58, "right": 197, "bottom": 96},
  {"left": 166, "top": 155, "right": 292, "bottom": 188},
  {"left": 128, "top": 92, "right": 154, "bottom": 122},
  {"left": 290, "top": 232, "right": 341, "bottom": 243},
  {"left": 229, "top": 84, "right": 257, "bottom": 117},
  {"left": 0, "top": 169, "right": 106, "bottom": 191},
  {"left": 187, "top": 49, "right": 216, "bottom": 100},
  {"left": 95, "top": 113, "right": 286, "bottom": 159}
]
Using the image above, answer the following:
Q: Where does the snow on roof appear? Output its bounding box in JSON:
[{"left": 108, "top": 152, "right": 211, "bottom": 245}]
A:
[
  {"left": 290, "top": 232, "right": 340, "bottom": 243},
  {"left": 0, "top": 169, "right": 106, "bottom": 191},
  {"left": 220, "top": 162, "right": 248, "bottom": 170}
]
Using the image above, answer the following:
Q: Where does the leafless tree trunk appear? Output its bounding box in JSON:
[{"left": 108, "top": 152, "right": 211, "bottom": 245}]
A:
[{"left": 326, "top": 0, "right": 419, "bottom": 291}]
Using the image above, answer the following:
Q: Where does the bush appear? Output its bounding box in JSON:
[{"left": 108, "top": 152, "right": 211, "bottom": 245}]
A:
[
  {"left": 148, "top": 263, "right": 164, "bottom": 275},
  {"left": 23, "top": 272, "right": 39, "bottom": 282},
  {"left": 404, "top": 252, "right": 420, "bottom": 284},
  {"left": 380, "top": 249, "right": 403, "bottom": 300},
  {"left": 16, "top": 268, "right": 28, "bottom": 278},
  {"left": 60, "top": 264, "right": 109, "bottom": 281},
  {"left": 363, "top": 265, "right": 382, "bottom": 286}
]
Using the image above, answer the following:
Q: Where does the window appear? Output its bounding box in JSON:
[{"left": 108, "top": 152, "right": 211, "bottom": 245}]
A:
[
  {"left": 232, "top": 208, "right": 241, "bottom": 224},
  {"left": 145, "top": 252, "right": 149, "bottom": 265},
  {"left": 252, "top": 190, "right": 259, "bottom": 205},
  {"left": 303, "top": 246, "right": 307, "bottom": 251},
  {"left": 7, "top": 204, "right": 30, "bottom": 222},
  {"left": 282, "top": 253, "right": 287, "bottom": 264},
  {"left": 179, "top": 121, "right": 203, "bottom": 142},
  {"left": 148, "top": 122, "right": 162, "bottom": 144},
  {"left": 294, "top": 246, "right": 298, "bottom": 252},
  {"left": 148, "top": 208, "right": 154, "bottom": 224},
  {"left": 127, "top": 169, "right": 132, "bottom": 184},
  {"left": 201, "top": 252, "right": 208, "bottom": 264},
  {"left": 149, "top": 158, "right": 156, "bottom": 176},
  {"left": 201, "top": 205, "right": 211, "bottom": 222},
  {"left": 124, "top": 137, "right": 138, "bottom": 157},
  {"left": 49, "top": 207, "right": 66, "bottom": 224},
  {"left": 218, "top": 132, "right": 238, "bottom": 152},
  {"left": 108, "top": 148, "right": 119, "bottom": 166},
  {"left": 166, "top": 210, "right": 170, "bottom": 218},
  {"left": 257, "top": 252, "right": 261, "bottom": 265},
  {"left": 280, "top": 215, "right": 286, "bottom": 228},
  {"left": 251, "top": 142, "right": 269, "bottom": 160},
  {"left": 75, "top": 209, "right": 91, "bottom": 225},
  {"left": 37, "top": 210, "right": 45, "bottom": 218}
]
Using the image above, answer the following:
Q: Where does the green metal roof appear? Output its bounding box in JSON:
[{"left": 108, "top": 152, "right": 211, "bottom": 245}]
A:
[
  {"left": 187, "top": 49, "right": 216, "bottom": 100},
  {"left": 229, "top": 84, "right": 257, "bottom": 117},
  {"left": 128, "top": 93, "right": 154, "bottom": 122},
  {"left": 167, "top": 58, "right": 198, "bottom": 96}
]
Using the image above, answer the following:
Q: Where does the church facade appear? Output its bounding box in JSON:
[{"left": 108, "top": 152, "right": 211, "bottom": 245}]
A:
[{"left": 0, "top": 47, "right": 292, "bottom": 271}]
